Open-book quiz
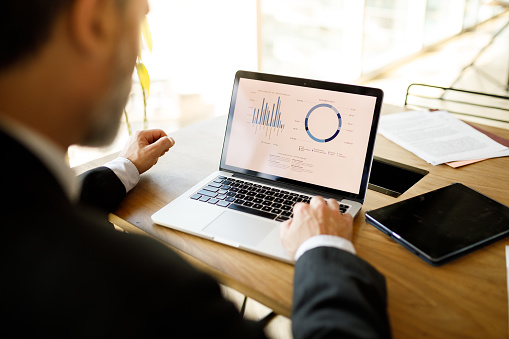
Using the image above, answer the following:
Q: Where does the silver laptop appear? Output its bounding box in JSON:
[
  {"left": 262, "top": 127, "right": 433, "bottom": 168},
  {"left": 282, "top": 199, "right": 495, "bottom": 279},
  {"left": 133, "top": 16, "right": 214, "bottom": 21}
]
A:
[{"left": 152, "top": 71, "right": 383, "bottom": 263}]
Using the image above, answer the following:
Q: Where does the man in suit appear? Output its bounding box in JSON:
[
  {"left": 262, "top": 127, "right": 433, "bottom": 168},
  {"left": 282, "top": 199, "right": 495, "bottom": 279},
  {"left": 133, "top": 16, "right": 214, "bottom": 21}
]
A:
[{"left": 0, "top": 0, "right": 390, "bottom": 338}]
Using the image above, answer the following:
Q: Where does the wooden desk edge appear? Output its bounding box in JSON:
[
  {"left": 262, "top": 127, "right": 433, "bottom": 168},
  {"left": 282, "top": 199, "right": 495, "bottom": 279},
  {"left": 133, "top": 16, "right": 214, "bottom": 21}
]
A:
[{"left": 109, "top": 214, "right": 292, "bottom": 318}]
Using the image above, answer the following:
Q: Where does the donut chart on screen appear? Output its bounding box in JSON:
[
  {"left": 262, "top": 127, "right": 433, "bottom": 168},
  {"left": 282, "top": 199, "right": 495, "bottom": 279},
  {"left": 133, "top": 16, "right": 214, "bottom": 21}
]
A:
[{"left": 305, "top": 103, "right": 342, "bottom": 143}]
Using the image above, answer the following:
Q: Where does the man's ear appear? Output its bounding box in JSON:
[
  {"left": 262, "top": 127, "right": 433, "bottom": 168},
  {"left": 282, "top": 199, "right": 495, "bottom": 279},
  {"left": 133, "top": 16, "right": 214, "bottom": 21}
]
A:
[{"left": 68, "top": 0, "right": 120, "bottom": 58}]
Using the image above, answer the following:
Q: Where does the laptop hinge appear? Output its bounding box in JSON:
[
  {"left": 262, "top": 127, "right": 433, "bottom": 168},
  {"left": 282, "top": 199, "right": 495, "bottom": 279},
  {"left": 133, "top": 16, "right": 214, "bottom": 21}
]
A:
[{"left": 229, "top": 172, "right": 363, "bottom": 204}]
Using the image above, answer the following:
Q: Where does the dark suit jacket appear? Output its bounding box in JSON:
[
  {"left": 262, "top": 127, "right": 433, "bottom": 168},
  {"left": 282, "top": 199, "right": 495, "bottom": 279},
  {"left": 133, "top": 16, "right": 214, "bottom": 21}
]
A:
[{"left": 1, "top": 130, "right": 390, "bottom": 338}]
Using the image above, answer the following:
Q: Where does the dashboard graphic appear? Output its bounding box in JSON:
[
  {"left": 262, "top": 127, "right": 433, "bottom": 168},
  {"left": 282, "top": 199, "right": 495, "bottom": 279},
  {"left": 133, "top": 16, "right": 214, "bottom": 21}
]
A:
[
  {"left": 225, "top": 77, "right": 377, "bottom": 194},
  {"left": 252, "top": 96, "right": 285, "bottom": 130},
  {"left": 305, "top": 103, "right": 342, "bottom": 143}
]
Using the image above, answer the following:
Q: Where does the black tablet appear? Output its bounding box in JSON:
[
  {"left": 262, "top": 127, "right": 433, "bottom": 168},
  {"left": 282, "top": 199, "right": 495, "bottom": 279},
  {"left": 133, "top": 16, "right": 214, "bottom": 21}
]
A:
[{"left": 365, "top": 183, "right": 509, "bottom": 265}]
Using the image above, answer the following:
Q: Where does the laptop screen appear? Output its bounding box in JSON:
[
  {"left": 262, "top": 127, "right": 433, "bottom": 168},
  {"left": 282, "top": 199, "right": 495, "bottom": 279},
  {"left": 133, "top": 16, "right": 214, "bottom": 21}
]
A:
[{"left": 220, "top": 71, "right": 383, "bottom": 200}]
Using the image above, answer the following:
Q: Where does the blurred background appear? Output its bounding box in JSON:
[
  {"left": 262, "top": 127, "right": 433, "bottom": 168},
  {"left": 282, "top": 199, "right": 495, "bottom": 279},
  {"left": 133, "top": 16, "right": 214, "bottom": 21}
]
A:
[{"left": 69, "top": 0, "right": 509, "bottom": 166}]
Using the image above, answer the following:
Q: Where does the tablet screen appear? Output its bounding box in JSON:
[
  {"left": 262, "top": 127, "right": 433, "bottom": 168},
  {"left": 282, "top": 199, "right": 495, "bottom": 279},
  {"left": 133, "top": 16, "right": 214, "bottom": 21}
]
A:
[{"left": 365, "top": 183, "right": 509, "bottom": 265}]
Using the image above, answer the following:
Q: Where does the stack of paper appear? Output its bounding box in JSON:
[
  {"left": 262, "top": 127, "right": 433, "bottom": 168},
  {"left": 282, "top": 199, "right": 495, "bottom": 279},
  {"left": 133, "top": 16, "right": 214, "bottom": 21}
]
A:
[{"left": 378, "top": 110, "right": 509, "bottom": 166}]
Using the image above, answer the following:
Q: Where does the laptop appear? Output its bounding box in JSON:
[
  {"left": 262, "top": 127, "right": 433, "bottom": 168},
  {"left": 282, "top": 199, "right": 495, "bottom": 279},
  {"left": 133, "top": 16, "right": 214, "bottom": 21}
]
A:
[{"left": 152, "top": 71, "right": 383, "bottom": 263}]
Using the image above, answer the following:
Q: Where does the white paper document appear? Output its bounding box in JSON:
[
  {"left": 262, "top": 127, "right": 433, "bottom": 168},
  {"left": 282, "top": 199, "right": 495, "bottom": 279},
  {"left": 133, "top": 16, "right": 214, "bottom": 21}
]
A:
[{"left": 379, "top": 110, "right": 509, "bottom": 165}]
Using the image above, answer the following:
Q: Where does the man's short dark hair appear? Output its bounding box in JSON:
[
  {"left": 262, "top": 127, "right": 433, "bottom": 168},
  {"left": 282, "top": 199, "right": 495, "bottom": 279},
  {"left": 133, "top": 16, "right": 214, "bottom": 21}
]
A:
[{"left": 0, "top": 0, "right": 76, "bottom": 71}]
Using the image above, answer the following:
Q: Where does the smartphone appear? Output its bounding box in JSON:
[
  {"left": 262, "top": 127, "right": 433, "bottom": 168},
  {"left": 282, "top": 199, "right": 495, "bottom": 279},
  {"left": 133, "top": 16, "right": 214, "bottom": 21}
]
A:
[{"left": 368, "top": 156, "right": 428, "bottom": 197}]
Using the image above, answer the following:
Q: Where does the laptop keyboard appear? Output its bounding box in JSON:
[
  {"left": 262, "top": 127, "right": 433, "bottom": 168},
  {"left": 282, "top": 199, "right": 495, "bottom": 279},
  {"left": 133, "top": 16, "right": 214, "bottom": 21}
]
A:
[{"left": 190, "top": 176, "right": 350, "bottom": 222}]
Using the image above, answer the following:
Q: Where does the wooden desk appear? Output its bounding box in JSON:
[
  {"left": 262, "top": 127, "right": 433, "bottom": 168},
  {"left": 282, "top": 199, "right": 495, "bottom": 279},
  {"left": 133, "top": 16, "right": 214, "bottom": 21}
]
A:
[{"left": 76, "top": 104, "right": 509, "bottom": 338}]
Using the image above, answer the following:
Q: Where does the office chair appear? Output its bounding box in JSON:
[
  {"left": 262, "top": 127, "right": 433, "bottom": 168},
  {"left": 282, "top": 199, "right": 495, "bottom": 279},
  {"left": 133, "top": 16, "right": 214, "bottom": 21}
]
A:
[
  {"left": 239, "top": 296, "right": 277, "bottom": 327},
  {"left": 404, "top": 83, "right": 509, "bottom": 124}
]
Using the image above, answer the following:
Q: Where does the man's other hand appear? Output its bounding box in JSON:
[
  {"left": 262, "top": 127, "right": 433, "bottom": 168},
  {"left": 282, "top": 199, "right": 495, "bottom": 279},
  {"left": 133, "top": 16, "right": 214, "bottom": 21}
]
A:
[
  {"left": 279, "top": 196, "right": 353, "bottom": 260},
  {"left": 119, "top": 129, "right": 175, "bottom": 174}
]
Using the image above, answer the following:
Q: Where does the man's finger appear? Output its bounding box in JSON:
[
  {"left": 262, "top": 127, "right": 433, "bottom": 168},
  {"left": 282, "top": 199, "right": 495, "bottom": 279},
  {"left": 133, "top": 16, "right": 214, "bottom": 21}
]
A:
[
  {"left": 326, "top": 197, "right": 339, "bottom": 211},
  {"left": 292, "top": 202, "right": 308, "bottom": 217},
  {"left": 342, "top": 212, "right": 353, "bottom": 222},
  {"left": 140, "top": 129, "right": 168, "bottom": 143},
  {"left": 148, "top": 136, "right": 174, "bottom": 155},
  {"left": 279, "top": 218, "right": 291, "bottom": 235},
  {"left": 309, "top": 196, "right": 326, "bottom": 208},
  {"left": 166, "top": 136, "right": 175, "bottom": 148}
]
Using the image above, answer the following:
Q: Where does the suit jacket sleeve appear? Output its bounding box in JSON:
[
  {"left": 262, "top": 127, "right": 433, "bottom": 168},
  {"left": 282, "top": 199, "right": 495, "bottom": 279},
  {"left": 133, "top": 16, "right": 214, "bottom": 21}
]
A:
[
  {"left": 78, "top": 166, "right": 127, "bottom": 213},
  {"left": 292, "top": 247, "right": 391, "bottom": 339}
]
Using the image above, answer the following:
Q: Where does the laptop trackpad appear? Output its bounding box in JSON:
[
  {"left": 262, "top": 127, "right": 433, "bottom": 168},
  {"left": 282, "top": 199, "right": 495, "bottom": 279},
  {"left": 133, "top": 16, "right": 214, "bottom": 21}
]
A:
[{"left": 202, "top": 211, "right": 275, "bottom": 247}]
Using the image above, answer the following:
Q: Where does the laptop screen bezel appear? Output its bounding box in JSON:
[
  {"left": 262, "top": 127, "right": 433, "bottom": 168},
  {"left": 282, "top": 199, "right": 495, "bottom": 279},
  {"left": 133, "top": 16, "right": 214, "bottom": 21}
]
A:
[{"left": 219, "top": 70, "right": 383, "bottom": 202}]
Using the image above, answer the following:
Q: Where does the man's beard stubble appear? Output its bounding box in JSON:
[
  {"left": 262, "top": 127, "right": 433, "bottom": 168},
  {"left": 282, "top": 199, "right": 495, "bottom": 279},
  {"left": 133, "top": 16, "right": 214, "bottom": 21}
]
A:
[
  {"left": 77, "top": 16, "right": 140, "bottom": 148},
  {"left": 78, "top": 68, "right": 132, "bottom": 148}
]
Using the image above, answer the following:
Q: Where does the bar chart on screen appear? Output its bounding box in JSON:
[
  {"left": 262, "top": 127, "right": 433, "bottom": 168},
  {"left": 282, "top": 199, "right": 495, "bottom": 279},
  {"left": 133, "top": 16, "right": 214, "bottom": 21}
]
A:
[{"left": 251, "top": 96, "right": 285, "bottom": 139}]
